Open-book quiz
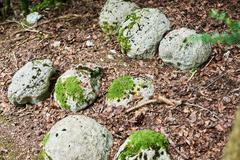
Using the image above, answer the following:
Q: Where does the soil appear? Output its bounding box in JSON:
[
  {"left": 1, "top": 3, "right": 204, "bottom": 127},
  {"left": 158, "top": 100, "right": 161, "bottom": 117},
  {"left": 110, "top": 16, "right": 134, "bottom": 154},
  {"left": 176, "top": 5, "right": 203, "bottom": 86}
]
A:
[{"left": 0, "top": 0, "right": 240, "bottom": 160}]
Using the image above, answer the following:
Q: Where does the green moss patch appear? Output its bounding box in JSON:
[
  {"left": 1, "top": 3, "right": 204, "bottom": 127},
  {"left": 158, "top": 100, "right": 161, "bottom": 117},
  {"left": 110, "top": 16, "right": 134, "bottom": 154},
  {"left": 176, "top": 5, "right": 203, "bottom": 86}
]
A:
[
  {"left": 125, "top": 11, "right": 140, "bottom": 29},
  {"left": 55, "top": 76, "right": 85, "bottom": 110},
  {"left": 35, "top": 133, "right": 51, "bottom": 160},
  {"left": 117, "top": 11, "right": 140, "bottom": 53},
  {"left": 107, "top": 75, "right": 134, "bottom": 101},
  {"left": 117, "top": 130, "right": 168, "bottom": 160},
  {"left": 100, "top": 21, "right": 118, "bottom": 35},
  {"left": 42, "top": 133, "right": 50, "bottom": 147},
  {"left": 117, "top": 28, "right": 131, "bottom": 53},
  {"left": 35, "top": 150, "right": 52, "bottom": 160}
]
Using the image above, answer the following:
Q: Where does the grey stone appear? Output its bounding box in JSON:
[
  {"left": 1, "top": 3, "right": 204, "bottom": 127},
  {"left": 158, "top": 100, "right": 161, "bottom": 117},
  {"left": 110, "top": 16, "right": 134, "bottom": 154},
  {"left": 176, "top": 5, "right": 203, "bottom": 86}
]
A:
[
  {"left": 54, "top": 63, "right": 102, "bottom": 112},
  {"left": 26, "top": 12, "right": 42, "bottom": 24},
  {"left": 118, "top": 8, "right": 170, "bottom": 59},
  {"left": 159, "top": 27, "right": 212, "bottom": 70},
  {"left": 99, "top": 0, "right": 139, "bottom": 34},
  {"left": 8, "top": 59, "right": 55, "bottom": 105},
  {"left": 86, "top": 40, "right": 94, "bottom": 47},
  {"left": 43, "top": 115, "right": 113, "bottom": 160}
]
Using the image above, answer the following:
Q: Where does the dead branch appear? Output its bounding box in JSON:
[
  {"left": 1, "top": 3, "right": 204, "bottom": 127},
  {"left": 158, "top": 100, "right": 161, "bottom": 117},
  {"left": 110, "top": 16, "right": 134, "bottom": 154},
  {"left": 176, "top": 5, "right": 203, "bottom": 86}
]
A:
[
  {"left": 126, "top": 95, "right": 182, "bottom": 113},
  {"left": 10, "top": 14, "right": 89, "bottom": 37}
]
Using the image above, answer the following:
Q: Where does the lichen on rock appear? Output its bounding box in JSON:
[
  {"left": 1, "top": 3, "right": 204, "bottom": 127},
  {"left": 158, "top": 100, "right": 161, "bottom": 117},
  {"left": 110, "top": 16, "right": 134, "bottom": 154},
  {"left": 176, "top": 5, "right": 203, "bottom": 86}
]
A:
[
  {"left": 7, "top": 59, "right": 56, "bottom": 105},
  {"left": 54, "top": 63, "right": 102, "bottom": 112},
  {"left": 106, "top": 75, "right": 154, "bottom": 107},
  {"left": 118, "top": 8, "right": 170, "bottom": 59},
  {"left": 115, "top": 130, "right": 170, "bottom": 160}
]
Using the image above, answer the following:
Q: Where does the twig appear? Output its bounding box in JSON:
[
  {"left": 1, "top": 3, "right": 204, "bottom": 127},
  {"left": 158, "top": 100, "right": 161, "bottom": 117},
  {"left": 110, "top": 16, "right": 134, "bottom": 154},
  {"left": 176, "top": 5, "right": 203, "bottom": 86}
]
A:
[
  {"left": 0, "top": 36, "right": 25, "bottom": 45},
  {"left": 0, "top": 20, "right": 19, "bottom": 25},
  {"left": 11, "top": 52, "right": 19, "bottom": 69},
  {"left": 184, "top": 102, "right": 220, "bottom": 120},
  {"left": 33, "top": 13, "right": 86, "bottom": 28},
  {"left": 10, "top": 14, "right": 88, "bottom": 37},
  {"left": 11, "top": 28, "right": 51, "bottom": 37},
  {"left": 126, "top": 95, "right": 182, "bottom": 113},
  {"left": 204, "top": 72, "right": 226, "bottom": 89},
  {"left": 187, "top": 69, "right": 197, "bottom": 82},
  {"left": 201, "top": 56, "right": 214, "bottom": 71}
]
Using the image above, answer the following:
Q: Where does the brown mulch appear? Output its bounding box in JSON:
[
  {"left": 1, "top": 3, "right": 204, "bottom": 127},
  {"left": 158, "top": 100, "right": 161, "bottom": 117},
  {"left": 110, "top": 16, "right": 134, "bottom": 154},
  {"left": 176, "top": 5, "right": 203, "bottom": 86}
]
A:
[{"left": 0, "top": 0, "right": 240, "bottom": 159}]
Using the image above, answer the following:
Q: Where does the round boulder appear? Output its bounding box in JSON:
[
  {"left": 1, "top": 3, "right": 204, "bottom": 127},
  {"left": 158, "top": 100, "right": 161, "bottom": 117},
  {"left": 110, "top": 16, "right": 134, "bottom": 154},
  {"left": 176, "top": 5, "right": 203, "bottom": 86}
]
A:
[
  {"left": 54, "top": 64, "right": 102, "bottom": 112},
  {"left": 159, "top": 27, "right": 212, "bottom": 70},
  {"left": 106, "top": 75, "right": 154, "bottom": 107},
  {"left": 99, "top": 0, "right": 139, "bottom": 35},
  {"left": 115, "top": 130, "right": 170, "bottom": 160},
  {"left": 118, "top": 8, "right": 170, "bottom": 59},
  {"left": 40, "top": 115, "right": 113, "bottom": 160},
  {"left": 8, "top": 59, "right": 55, "bottom": 105}
]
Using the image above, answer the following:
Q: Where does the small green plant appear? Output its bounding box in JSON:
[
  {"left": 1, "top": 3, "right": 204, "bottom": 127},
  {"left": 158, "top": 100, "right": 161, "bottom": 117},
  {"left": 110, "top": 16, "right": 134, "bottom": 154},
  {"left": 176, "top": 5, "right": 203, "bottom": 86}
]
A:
[
  {"left": 0, "top": 0, "right": 67, "bottom": 18},
  {"left": 107, "top": 75, "right": 134, "bottom": 101},
  {"left": 20, "top": 0, "right": 30, "bottom": 14},
  {"left": 1, "top": 0, "right": 11, "bottom": 17},
  {"left": 117, "top": 130, "right": 169, "bottom": 160},
  {"left": 188, "top": 9, "right": 240, "bottom": 45},
  {"left": 32, "top": 0, "right": 66, "bottom": 12}
]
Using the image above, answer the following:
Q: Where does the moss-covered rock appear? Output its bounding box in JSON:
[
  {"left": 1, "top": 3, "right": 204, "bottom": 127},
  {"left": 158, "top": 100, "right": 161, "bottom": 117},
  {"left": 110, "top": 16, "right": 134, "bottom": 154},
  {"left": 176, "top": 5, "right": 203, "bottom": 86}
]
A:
[
  {"left": 118, "top": 8, "right": 170, "bottom": 59},
  {"left": 115, "top": 130, "right": 170, "bottom": 160},
  {"left": 99, "top": 0, "right": 139, "bottom": 35},
  {"left": 106, "top": 75, "right": 154, "bottom": 107},
  {"left": 54, "top": 64, "right": 102, "bottom": 112}
]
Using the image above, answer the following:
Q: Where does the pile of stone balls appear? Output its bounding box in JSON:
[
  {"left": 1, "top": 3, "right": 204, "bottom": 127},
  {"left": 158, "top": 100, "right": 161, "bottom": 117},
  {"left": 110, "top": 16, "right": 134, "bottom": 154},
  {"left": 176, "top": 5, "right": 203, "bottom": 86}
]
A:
[{"left": 6, "top": 0, "right": 214, "bottom": 159}]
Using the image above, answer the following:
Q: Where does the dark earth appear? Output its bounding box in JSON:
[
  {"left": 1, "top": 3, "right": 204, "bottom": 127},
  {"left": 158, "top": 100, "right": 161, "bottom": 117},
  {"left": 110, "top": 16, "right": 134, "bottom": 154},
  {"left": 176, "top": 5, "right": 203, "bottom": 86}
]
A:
[{"left": 0, "top": 0, "right": 240, "bottom": 159}]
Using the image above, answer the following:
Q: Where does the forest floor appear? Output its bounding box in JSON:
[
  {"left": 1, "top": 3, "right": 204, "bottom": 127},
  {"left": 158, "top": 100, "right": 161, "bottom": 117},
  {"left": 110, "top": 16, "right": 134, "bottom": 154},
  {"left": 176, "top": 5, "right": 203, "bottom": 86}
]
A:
[{"left": 0, "top": 0, "right": 240, "bottom": 159}]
